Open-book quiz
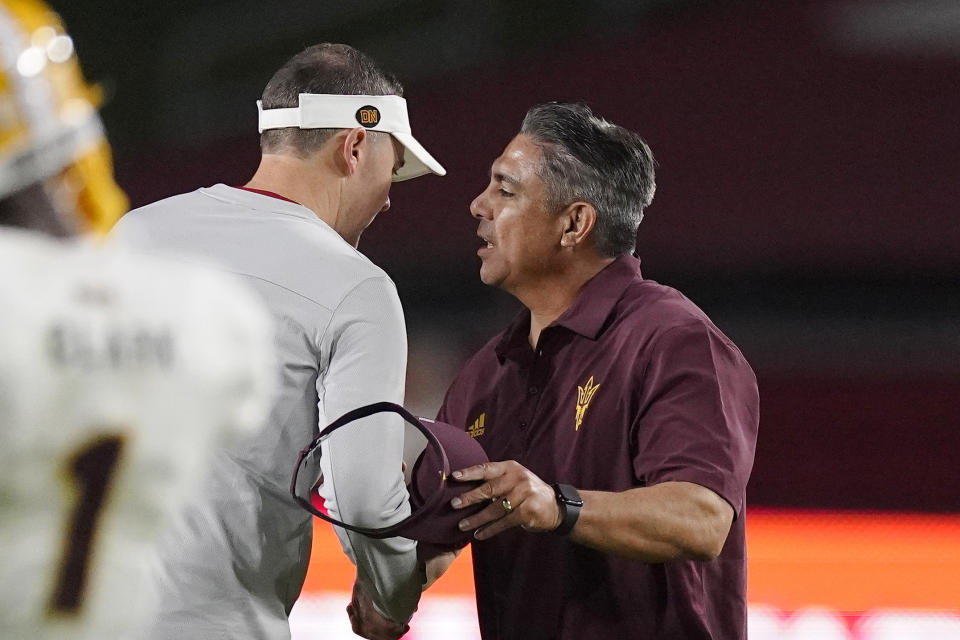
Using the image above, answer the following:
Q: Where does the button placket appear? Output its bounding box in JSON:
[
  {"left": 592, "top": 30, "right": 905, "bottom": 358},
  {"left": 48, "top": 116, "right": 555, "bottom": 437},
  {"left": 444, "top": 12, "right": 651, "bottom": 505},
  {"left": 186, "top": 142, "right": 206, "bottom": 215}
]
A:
[{"left": 519, "top": 335, "right": 551, "bottom": 447}]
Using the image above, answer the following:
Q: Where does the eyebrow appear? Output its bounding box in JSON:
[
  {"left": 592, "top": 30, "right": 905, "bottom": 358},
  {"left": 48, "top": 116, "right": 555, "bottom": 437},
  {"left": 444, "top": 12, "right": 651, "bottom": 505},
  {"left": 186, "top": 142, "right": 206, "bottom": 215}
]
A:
[{"left": 491, "top": 169, "right": 520, "bottom": 186}]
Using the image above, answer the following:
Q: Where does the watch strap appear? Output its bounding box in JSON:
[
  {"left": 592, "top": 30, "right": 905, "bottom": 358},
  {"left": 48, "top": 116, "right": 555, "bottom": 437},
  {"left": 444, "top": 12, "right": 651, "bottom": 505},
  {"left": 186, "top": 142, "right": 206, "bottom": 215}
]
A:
[{"left": 552, "top": 483, "right": 582, "bottom": 536}]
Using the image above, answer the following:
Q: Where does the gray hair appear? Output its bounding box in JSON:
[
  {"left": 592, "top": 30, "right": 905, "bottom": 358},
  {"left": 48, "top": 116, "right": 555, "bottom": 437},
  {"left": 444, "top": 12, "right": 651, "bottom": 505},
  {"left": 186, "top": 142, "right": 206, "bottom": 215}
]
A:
[
  {"left": 259, "top": 43, "right": 402, "bottom": 157},
  {"left": 520, "top": 102, "right": 656, "bottom": 257}
]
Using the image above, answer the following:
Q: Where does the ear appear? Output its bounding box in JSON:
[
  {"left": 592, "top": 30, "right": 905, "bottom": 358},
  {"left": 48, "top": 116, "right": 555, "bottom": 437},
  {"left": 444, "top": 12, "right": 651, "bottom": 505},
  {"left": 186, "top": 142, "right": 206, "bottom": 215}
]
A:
[
  {"left": 558, "top": 202, "right": 597, "bottom": 249},
  {"left": 334, "top": 127, "right": 368, "bottom": 177}
]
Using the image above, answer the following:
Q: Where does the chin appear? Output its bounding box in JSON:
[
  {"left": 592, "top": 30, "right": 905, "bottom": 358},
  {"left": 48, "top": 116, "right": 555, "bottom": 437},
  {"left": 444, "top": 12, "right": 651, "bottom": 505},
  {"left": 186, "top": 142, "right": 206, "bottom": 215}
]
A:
[{"left": 478, "top": 263, "right": 505, "bottom": 288}]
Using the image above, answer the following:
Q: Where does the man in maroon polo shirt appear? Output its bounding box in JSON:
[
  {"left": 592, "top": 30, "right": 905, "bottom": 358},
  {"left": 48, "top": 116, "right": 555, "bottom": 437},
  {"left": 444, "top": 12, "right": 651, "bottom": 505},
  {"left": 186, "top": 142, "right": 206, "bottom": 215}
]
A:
[{"left": 438, "top": 103, "right": 759, "bottom": 639}]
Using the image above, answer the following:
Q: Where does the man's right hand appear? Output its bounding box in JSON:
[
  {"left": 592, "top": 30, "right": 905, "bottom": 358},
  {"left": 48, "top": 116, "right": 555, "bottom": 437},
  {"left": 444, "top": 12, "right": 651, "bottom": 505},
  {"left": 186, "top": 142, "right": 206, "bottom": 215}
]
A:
[{"left": 346, "top": 580, "right": 409, "bottom": 640}]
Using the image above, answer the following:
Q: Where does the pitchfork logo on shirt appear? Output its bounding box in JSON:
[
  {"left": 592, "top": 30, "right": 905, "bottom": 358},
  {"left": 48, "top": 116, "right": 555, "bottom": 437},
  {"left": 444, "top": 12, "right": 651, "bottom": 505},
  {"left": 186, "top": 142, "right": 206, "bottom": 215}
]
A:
[{"left": 575, "top": 376, "right": 601, "bottom": 430}]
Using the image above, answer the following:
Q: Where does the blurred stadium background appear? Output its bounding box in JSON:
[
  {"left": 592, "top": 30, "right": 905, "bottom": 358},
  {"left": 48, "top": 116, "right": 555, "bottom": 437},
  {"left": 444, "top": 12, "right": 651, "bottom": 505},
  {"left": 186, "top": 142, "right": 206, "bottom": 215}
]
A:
[{"left": 58, "top": 0, "right": 960, "bottom": 637}]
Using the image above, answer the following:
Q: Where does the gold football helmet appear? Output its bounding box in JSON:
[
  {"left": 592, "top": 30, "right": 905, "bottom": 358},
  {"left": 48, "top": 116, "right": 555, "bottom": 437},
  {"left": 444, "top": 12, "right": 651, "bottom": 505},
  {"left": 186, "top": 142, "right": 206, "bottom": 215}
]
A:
[{"left": 0, "top": 0, "right": 126, "bottom": 235}]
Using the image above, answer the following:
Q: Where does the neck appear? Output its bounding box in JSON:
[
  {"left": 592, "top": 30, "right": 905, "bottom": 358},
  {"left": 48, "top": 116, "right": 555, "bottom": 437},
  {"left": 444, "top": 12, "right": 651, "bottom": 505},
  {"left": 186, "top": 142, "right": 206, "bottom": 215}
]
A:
[
  {"left": 245, "top": 153, "right": 342, "bottom": 231},
  {"left": 514, "top": 256, "right": 615, "bottom": 349}
]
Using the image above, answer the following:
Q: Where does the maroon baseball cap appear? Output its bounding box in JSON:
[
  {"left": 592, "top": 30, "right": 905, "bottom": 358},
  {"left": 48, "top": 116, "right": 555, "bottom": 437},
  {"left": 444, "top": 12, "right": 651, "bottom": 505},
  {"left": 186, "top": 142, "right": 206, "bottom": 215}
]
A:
[{"left": 291, "top": 402, "right": 488, "bottom": 552}]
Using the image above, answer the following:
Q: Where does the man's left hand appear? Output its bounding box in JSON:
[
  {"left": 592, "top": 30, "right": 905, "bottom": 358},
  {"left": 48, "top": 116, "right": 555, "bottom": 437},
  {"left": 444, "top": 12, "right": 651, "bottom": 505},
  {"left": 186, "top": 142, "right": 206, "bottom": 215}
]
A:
[{"left": 450, "top": 460, "right": 562, "bottom": 540}]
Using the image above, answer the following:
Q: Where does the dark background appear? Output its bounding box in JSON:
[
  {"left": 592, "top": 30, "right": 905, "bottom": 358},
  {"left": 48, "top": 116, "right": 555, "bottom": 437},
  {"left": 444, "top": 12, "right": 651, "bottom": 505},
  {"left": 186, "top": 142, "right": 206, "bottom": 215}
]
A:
[{"left": 60, "top": 0, "right": 960, "bottom": 512}]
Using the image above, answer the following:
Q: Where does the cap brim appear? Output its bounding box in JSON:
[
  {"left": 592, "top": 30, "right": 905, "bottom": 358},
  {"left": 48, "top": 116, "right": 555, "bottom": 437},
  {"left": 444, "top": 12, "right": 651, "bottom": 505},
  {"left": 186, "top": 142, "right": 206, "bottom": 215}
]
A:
[
  {"left": 391, "top": 131, "right": 446, "bottom": 182},
  {"left": 291, "top": 402, "right": 487, "bottom": 551},
  {"left": 401, "top": 417, "right": 487, "bottom": 549}
]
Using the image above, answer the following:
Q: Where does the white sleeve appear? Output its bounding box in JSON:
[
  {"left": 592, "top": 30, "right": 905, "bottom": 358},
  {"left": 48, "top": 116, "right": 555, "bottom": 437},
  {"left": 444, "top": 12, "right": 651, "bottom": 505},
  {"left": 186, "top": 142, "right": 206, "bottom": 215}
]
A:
[{"left": 315, "top": 275, "right": 421, "bottom": 623}]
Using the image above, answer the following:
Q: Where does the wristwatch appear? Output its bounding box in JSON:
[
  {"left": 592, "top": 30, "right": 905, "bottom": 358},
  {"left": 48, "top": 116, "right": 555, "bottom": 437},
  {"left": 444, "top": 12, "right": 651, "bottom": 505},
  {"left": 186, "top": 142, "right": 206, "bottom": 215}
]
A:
[{"left": 552, "top": 483, "right": 583, "bottom": 536}]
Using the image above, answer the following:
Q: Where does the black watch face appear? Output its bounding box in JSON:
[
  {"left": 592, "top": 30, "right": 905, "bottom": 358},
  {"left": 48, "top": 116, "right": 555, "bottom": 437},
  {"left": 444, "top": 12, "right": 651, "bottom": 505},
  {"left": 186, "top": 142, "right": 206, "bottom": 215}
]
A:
[{"left": 556, "top": 484, "right": 583, "bottom": 507}]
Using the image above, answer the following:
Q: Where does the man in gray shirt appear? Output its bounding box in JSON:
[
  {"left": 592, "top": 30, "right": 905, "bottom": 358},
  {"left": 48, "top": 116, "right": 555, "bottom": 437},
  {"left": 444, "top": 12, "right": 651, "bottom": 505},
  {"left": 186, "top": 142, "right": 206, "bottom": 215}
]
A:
[{"left": 111, "top": 43, "right": 446, "bottom": 640}]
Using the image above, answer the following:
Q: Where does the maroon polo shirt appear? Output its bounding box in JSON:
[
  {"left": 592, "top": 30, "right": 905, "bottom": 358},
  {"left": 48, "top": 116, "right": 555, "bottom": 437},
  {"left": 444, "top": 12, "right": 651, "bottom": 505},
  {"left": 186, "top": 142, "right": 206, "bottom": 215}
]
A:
[{"left": 437, "top": 255, "right": 759, "bottom": 640}]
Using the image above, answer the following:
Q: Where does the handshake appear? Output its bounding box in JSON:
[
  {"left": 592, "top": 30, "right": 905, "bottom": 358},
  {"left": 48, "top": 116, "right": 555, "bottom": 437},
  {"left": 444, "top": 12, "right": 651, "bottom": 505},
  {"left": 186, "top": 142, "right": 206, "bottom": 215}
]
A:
[{"left": 347, "top": 550, "right": 459, "bottom": 640}]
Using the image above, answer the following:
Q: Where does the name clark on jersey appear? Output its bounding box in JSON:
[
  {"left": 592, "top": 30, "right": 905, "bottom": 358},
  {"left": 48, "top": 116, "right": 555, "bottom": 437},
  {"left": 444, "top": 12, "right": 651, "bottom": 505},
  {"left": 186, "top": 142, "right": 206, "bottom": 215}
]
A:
[{"left": 47, "top": 321, "right": 175, "bottom": 369}]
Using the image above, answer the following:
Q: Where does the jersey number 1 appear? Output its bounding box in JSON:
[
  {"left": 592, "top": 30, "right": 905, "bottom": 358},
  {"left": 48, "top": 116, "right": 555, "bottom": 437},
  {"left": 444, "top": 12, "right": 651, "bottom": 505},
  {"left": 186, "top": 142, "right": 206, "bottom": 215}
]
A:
[{"left": 48, "top": 435, "right": 126, "bottom": 614}]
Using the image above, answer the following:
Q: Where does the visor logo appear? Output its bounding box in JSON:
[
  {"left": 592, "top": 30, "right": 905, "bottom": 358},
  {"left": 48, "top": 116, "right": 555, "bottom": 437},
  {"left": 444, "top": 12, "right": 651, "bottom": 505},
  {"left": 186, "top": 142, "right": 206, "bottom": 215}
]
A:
[{"left": 355, "top": 106, "right": 381, "bottom": 128}]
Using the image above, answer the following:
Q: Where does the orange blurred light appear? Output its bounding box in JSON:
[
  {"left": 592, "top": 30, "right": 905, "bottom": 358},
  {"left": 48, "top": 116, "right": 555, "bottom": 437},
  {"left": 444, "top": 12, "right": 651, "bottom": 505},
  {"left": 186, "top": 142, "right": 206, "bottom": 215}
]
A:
[{"left": 302, "top": 509, "right": 960, "bottom": 611}]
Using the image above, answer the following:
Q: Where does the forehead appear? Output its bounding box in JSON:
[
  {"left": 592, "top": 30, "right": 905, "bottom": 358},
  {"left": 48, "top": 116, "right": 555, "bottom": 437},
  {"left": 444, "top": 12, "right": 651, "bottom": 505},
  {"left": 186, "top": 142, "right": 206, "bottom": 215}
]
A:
[{"left": 491, "top": 134, "right": 543, "bottom": 183}]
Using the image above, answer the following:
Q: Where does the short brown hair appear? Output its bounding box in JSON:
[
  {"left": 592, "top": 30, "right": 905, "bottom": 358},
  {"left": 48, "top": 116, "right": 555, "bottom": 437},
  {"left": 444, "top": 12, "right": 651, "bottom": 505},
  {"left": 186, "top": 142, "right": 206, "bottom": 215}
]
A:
[{"left": 259, "top": 43, "right": 403, "bottom": 157}]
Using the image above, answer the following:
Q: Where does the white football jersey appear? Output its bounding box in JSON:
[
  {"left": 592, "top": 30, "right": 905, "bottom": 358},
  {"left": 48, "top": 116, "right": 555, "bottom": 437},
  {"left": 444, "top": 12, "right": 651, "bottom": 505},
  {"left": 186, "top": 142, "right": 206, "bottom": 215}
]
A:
[{"left": 0, "top": 229, "right": 275, "bottom": 640}]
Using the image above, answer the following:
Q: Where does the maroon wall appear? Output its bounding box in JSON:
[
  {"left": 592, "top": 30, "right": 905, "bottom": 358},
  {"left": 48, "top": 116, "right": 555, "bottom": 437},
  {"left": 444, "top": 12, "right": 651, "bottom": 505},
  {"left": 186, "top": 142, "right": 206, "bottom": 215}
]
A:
[
  {"left": 121, "top": 1, "right": 960, "bottom": 276},
  {"left": 111, "top": 1, "right": 959, "bottom": 514},
  {"left": 752, "top": 375, "right": 960, "bottom": 512}
]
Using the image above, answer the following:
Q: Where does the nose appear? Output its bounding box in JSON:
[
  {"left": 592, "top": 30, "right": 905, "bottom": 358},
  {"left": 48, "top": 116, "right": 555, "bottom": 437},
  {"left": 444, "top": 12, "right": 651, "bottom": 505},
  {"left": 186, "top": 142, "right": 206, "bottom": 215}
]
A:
[
  {"left": 470, "top": 189, "right": 490, "bottom": 220},
  {"left": 380, "top": 196, "right": 391, "bottom": 213}
]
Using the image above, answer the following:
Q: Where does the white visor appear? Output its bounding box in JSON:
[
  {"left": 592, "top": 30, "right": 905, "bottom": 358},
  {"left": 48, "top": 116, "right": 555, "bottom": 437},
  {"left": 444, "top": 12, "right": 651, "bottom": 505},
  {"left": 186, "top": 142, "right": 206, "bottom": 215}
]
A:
[{"left": 257, "top": 94, "right": 445, "bottom": 182}]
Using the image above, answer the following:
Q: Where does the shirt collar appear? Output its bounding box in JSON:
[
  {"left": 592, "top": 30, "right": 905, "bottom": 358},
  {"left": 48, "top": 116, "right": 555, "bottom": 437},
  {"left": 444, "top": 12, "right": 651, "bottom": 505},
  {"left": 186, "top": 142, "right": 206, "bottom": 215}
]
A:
[
  {"left": 233, "top": 186, "right": 302, "bottom": 206},
  {"left": 494, "top": 255, "right": 642, "bottom": 361},
  {"left": 554, "top": 255, "right": 642, "bottom": 339},
  {"left": 206, "top": 184, "right": 316, "bottom": 222}
]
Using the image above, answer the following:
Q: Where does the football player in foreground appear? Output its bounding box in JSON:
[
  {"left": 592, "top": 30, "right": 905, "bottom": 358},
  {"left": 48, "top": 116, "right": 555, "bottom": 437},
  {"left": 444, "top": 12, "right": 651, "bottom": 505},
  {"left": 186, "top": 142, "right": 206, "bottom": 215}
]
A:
[{"left": 0, "top": 2, "right": 276, "bottom": 638}]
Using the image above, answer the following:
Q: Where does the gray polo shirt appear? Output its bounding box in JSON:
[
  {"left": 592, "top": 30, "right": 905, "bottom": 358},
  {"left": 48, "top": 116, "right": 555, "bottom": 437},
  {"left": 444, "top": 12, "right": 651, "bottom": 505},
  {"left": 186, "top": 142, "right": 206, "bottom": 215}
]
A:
[{"left": 110, "top": 184, "right": 420, "bottom": 639}]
